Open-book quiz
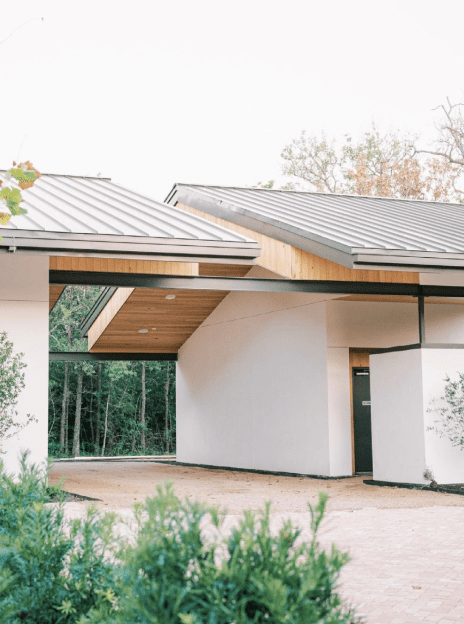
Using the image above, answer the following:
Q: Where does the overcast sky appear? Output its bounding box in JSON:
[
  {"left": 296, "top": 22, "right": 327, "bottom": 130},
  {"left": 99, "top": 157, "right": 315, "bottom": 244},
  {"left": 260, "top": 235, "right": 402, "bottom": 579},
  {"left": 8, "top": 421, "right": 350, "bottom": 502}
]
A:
[{"left": 1, "top": 0, "right": 464, "bottom": 201}]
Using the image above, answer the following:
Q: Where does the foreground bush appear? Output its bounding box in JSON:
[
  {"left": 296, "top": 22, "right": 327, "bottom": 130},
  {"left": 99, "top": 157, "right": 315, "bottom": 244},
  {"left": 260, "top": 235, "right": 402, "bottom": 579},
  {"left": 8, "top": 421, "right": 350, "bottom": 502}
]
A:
[
  {"left": 0, "top": 458, "right": 357, "bottom": 624},
  {"left": 0, "top": 457, "right": 118, "bottom": 624}
]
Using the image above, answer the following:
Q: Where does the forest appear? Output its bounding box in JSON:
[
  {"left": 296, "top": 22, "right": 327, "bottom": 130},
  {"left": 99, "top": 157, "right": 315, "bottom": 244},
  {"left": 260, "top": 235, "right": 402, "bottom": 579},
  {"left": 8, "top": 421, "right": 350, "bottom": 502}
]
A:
[{"left": 48, "top": 286, "right": 176, "bottom": 458}]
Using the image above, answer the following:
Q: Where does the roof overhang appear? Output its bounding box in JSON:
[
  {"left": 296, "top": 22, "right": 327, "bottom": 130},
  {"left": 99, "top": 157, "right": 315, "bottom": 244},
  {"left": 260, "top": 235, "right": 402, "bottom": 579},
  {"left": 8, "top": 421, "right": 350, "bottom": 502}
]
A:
[
  {"left": 0, "top": 228, "right": 259, "bottom": 264},
  {"left": 352, "top": 249, "right": 464, "bottom": 272},
  {"left": 0, "top": 174, "right": 261, "bottom": 265},
  {"left": 167, "top": 185, "right": 464, "bottom": 273}
]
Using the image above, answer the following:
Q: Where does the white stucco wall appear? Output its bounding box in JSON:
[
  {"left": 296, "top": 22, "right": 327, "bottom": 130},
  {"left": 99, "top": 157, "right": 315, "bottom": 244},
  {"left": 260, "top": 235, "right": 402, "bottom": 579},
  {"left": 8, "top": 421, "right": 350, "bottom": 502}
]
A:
[
  {"left": 327, "top": 300, "right": 464, "bottom": 346},
  {"left": 326, "top": 347, "right": 352, "bottom": 476},
  {"left": 0, "top": 255, "right": 49, "bottom": 475},
  {"left": 370, "top": 347, "right": 464, "bottom": 485},
  {"left": 422, "top": 349, "right": 464, "bottom": 484},
  {"left": 177, "top": 267, "right": 464, "bottom": 479},
  {"left": 420, "top": 272, "right": 464, "bottom": 287},
  {"left": 176, "top": 285, "right": 339, "bottom": 475},
  {"left": 370, "top": 349, "right": 427, "bottom": 484}
]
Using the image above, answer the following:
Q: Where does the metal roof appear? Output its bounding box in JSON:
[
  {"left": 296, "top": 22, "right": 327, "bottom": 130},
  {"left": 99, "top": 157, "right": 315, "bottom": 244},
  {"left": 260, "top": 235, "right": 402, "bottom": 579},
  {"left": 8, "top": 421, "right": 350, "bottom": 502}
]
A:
[
  {"left": 166, "top": 184, "right": 464, "bottom": 271},
  {"left": 0, "top": 174, "right": 259, "bottom": 262}
]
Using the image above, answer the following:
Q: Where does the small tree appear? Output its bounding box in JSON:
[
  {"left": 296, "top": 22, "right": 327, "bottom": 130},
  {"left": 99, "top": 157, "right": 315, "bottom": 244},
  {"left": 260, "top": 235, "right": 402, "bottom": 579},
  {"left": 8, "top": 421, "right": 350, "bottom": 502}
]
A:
[
  {"left": 427, "top": 373, "right": 464, "bottom": 449},
  {"left": 0, "top": 332, "right": 36, "bottom": 452}
]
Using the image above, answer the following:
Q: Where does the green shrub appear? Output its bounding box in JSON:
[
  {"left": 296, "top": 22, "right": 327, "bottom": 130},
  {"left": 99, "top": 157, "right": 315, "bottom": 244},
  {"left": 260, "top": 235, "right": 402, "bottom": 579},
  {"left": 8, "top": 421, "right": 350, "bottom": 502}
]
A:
[
  {"left": 0, "top": 456, "right": 118, "bottom": 623},
  {"left": 108, "top": 485, "right": 357, "bottom": 624},
  {"left": 0, "top": 458, "right": 357, "bottom": 624}
]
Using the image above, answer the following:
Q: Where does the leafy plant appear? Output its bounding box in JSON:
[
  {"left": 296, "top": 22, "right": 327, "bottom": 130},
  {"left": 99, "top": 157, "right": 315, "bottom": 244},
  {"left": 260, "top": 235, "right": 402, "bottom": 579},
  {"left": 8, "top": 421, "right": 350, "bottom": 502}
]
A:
[
  {"left": 110, "top": 485, "right": 356, "bottom": 624},
  {"left": 0, "top": 459, "right": 357, "bottom": 624},
  {"left": 0, "top": 332, "right": 36, "bottom": 453},
  {"left": 0, "top": 455, "right": 118, "bottom": 623},
  {"left": 0, "top": 162, "right": 40, "bottom": 235},
  {"left": 427, "top": 373, "right": 464, "bottom": 449}
]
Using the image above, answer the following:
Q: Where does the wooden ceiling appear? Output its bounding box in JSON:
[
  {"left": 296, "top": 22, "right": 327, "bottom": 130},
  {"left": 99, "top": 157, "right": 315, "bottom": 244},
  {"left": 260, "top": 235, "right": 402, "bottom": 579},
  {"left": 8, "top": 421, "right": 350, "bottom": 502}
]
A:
[
  {"left": 199, "top": 263, "right": 252, "bottom": 277},
  {"left": 86, "top": 263, "right": 253, "bottom": 353},
  {"left": 89, "top": 288, "right": 230, "bottom": 353},
  {"left": 47, "top": 258, "right": 254, "bottom": 354}
]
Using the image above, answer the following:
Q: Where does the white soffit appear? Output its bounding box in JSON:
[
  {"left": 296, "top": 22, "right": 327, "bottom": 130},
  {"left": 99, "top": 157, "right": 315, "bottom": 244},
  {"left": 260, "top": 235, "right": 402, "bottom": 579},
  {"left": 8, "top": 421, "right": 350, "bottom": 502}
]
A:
[
  {"left": 0, "top": 174, "right": 259, "bottom": 263},
  {"left": 166, "top": 184, "right": 464, "bottom": 271}
]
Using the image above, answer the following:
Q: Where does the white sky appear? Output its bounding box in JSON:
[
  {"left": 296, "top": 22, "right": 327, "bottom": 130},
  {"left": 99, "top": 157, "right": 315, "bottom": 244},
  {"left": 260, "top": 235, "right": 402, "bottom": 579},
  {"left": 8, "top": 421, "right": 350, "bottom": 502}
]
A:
[{"left": 1, "top": 0, "right": 464, "bottom": 201}]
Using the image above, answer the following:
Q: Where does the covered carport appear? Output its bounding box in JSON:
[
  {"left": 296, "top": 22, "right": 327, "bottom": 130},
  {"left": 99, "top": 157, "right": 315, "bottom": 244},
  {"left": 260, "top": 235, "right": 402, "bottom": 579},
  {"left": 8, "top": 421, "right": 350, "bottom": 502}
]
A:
[
  {"left": 77, "top": 185, "right": 464, "bottom": 486},
  {"left": 5, "top": 175, "right": 464, "bottom": 487},
  {"left": 0, "top": 172, "right": 260, "bottom": 474}
]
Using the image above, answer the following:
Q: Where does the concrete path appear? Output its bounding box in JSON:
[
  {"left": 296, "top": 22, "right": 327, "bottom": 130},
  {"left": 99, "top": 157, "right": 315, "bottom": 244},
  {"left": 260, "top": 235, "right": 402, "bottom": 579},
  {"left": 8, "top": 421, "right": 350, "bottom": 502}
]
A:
[{"left": 50, "top": 461, "right": 464, "bottom": 624}]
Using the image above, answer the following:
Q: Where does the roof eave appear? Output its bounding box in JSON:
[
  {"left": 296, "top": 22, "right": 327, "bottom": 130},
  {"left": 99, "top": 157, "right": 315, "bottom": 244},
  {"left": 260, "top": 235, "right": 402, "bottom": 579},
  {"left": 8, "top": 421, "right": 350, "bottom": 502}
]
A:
[
  {"left": 0, "top": 231, "right": 260, "bottom": 264},
  {"left": 354, "top": 253, "right": 464, "bottom": 272},
  {"left": 169, "top": 184, "right": 464, "bottom": 274}
]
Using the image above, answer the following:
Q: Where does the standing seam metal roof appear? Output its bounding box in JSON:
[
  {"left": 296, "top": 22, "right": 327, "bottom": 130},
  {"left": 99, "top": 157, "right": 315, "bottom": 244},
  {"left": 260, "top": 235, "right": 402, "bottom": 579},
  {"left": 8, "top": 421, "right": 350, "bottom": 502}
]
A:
[
  {"left": 166, "top": 184, "right": 464, "bottom": 270},
  {"left": 167, "top": 184, "right": 464, "bottom": 252},
  {"left": 0, "top": 174, "right": 260, "bottom": 261}
]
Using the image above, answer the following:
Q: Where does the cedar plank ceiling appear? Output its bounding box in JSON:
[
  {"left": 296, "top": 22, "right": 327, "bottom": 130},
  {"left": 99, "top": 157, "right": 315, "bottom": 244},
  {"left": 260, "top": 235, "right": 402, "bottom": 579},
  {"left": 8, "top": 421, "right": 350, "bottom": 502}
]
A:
[
  {"left": 89, "top": 263, "right": 252, "bottom": 353},
  {"left": 89, "top": 288, "right": 230, "bottom": 353}
]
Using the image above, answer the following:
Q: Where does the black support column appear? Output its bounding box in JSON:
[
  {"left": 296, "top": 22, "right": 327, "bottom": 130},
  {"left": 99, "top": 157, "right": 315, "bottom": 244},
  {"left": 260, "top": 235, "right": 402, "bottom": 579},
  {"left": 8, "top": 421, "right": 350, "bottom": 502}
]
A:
[{"left": 418, "top": 290, "right": 426, "bottom": 344}]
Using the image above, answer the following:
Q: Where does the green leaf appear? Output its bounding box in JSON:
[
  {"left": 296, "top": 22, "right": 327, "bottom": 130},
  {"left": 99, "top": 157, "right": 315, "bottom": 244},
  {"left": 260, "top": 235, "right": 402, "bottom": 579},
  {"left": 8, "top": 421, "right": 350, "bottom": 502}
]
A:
[
  {"left": 9, "top": 168, "right": 37, "bottom": 184},
  {"left": 0, "top": 187, "right": 22, "bottom": 214}
]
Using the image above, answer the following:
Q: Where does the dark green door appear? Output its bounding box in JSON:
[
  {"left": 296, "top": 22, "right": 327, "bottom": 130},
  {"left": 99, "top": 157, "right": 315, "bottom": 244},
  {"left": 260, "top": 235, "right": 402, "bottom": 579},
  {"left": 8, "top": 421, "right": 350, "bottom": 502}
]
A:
[{"left": 353, "top": 368, "right": 373, "bottom": 473}]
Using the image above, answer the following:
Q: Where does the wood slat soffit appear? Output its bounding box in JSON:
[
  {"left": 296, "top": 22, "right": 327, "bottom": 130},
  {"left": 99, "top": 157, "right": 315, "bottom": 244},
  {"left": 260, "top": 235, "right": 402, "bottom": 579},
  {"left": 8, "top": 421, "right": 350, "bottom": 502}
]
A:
[{"left": 89, "top": 288, "right": 230, "bottom": 353}]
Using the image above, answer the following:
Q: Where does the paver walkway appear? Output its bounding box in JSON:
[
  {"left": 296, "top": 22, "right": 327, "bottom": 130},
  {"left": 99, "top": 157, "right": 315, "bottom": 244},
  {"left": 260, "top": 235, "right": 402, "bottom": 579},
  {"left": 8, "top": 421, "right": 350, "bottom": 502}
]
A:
[{"left": 50, "top": 461, "right": 464, "bottom": 623}]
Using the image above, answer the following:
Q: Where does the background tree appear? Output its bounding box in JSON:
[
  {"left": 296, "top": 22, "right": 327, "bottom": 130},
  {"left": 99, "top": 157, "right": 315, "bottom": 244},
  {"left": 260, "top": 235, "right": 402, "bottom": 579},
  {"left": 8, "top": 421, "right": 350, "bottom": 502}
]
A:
[
  {"left": 0, "top": 332, "right": 36, "bottom": 452},
  {"left": 280, "top": 112, "right": 464, "bottom": 202},
  {"left": 415, "top": 97, "right": 464, "bottom": 201},
  {"left": 49, "top": 288, "right": 176, "bottom": 458}
]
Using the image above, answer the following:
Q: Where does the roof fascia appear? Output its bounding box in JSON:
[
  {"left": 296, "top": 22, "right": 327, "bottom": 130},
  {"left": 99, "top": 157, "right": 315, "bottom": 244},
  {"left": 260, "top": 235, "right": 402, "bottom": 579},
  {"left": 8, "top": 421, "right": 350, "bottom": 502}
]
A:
[
  {"left": 354, "top": 254, "right": 464, "bottom": 270},
  {"left": 0, "top": 236, "right": 259, "bottom": 262},
  {"left": 354, "top": 248, "right": 464, "bottom": 261},
  {"left": 3, "top": 228, "right": 259, "bottom": 250}
]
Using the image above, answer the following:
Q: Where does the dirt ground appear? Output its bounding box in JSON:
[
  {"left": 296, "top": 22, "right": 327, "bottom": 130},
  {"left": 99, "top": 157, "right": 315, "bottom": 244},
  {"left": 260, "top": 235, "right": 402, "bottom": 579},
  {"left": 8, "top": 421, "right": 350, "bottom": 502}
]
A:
[{"left": 49, "top": 460, "right": 464, "bottom": 513}]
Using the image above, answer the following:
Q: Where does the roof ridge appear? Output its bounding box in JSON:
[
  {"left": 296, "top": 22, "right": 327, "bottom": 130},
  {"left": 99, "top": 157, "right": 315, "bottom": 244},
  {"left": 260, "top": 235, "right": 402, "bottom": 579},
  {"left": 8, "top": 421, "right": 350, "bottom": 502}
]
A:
[{"left": 174, "top": 183, "right": 464, "bottom": 208}]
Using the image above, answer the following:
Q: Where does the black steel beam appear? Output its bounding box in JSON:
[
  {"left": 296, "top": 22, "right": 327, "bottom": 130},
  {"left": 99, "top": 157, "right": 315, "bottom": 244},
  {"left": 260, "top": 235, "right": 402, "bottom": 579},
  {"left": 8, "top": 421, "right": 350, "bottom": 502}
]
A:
[
  {"left": 418, "top": 293, "right": 426, "bottom": 344},
  {"left": 371, "top": 343, "right": 464, "bottom": 355},
  {"left": 49, "top": 352, "right": 178, "bottom": 362},
  {"left": 50, "top": 270, "right": 464, "bottom": 298}
]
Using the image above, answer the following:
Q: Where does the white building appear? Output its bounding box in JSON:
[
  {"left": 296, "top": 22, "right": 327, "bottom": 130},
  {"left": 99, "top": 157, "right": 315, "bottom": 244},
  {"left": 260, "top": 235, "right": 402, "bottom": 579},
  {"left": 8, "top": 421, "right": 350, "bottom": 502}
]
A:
[{"left": 3, "top": 175, "right": 464, "bottom": 486}]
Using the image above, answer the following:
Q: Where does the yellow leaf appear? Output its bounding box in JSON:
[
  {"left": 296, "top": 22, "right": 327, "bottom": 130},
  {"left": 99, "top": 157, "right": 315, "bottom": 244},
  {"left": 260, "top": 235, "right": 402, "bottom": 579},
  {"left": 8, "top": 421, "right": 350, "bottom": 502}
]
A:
[{"left": 19, "top": 180, "right": 35, "bottom": 190}]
